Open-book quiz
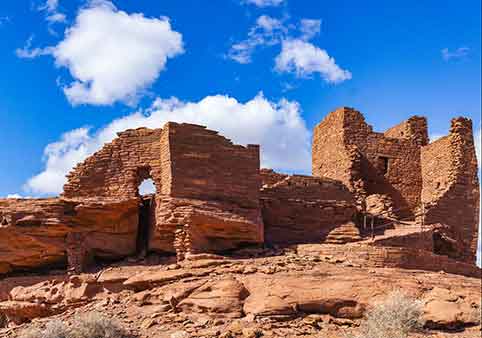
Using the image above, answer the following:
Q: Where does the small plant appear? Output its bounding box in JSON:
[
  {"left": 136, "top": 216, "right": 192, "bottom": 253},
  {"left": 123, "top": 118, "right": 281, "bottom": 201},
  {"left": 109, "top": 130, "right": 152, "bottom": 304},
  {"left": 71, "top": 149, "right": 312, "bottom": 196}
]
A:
[
  {"left": 20, "top": 313, "right": 131, "bottom": 338},
  {"left": 346, "top": 290, "right": 424, "bottom": 338},
  {"left": 70, "top": 312, "right": 127, "bottom": 338},
  {"left": 21, "top": 320, "right": 69, "bottom": 338}
]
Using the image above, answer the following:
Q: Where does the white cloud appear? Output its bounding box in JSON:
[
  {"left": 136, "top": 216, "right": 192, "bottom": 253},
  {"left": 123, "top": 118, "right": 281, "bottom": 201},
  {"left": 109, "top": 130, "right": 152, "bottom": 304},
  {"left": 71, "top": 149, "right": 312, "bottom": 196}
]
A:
[
  {"left": 242, "top": 0, "right": 284, "bottom": 7},
  {"left": 25, "top": 128, "right": 92, "bottom": 195},
  {"left": 16, "top": 36, "right": 53, "bottom": 59},
  {"left": 139, "top": 179, "right": 156, "bottom": 195},
  {"left": 46, "top": 12, "right": 67, "bottom": 24},
  {"left": 39, "top": 0, "right": 60, "bottom": 13},
  {"left": 18, "top": 0, "right": 184, "bottom": 106},
  {"left": 227, "top": 16, "right": 350, "bottom": 84},
  {"left": 228, "top": 15, "right": 286, "bottom": 64},
  {"left": 38, "top": 0, "right": 66, "bottom": 26},
  {"left": 56, "top": 1, "right": 184, "bottom": 106},
  {"left": 25, "top": 94, "right": 311, "bottom": 195},
  {"left": 275, "top": 39, "right": 351, "bottom": 84},
  {"left": 441, "top": 47, "right": 470, "bottom": 61},
  {"left": 299, "top": 19, "right": 321, "bottom": 41}
]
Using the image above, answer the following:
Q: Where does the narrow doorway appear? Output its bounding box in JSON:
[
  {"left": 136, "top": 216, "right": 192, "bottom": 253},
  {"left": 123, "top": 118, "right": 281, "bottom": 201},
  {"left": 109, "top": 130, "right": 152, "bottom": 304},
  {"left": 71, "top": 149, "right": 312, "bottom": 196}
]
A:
[{"left": 136, "top": 178, "right": 156, "bottom": 256}]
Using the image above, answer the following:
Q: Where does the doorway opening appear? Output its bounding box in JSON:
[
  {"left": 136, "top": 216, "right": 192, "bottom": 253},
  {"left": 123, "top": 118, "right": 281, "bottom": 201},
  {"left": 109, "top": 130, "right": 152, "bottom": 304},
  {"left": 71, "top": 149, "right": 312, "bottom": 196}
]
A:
[{"left": 136, "top": 173, "right": 157, "bottom": 256}]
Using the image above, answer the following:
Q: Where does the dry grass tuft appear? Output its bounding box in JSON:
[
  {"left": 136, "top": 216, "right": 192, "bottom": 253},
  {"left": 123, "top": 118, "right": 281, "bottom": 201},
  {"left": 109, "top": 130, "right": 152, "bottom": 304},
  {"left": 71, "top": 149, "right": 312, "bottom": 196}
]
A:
[
  {"left": 20, "top": 313, "right": 131, "bottom": 338},
  {"left": 346, "top": 290, "right": 424, "bottom": 338}
]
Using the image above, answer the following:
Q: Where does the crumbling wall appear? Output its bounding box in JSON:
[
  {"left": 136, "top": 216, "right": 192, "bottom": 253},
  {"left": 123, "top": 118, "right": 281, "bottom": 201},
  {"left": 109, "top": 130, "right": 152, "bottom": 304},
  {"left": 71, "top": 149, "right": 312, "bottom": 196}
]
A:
[
  {"left": 63, "top": 128, "right": 164, "bottom": 199},
  {"left": 149, "top": 196, "right": 263, "bottom": 257},
  {"left": 147, "top": 123, "right": 263, "bottom": 258},
  {"left": 313, "top": 108, "right": 424, "bottom": 217},
  {"left": 62, "top": 123, "right": 264, "bottom": 260},
  {"left": 165, "top": 123, "right": 260, "bottom": 208},
  {"left": 421, "top": 118, "right": 480, "bottom": 263},
  {"left": 260, "top": 171, "right": 357, "bottom": 246},
  {"left": 384, "top": 116, "right": 429, "bottom": 146},
  {"left": 312, "top": 108, "right": 366, "bottom": 206}
]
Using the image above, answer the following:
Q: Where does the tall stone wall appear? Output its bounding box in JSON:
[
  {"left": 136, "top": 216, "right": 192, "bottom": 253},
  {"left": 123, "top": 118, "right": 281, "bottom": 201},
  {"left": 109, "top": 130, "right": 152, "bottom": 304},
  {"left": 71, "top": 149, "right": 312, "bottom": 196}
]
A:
[
  {"left": 313, "top": 107, "right": 424, "bottom": 217},
  {"left": 46, "top": 123, "right": 263, "bottom": 264},
  {"left": 421, "top": 118, "right": 480, "bottom": 263},
  {"left": 312, "top": 109, "right": 365, "bottom": 197},
  {"left": 165, "top": 123, "right": 261, "bottom": 208},
  {"left": 260, "top": 171, "right": 357, "bottom": 246},
  {"left": 63, "top": 128, "right": 164, "bottom": 199}
]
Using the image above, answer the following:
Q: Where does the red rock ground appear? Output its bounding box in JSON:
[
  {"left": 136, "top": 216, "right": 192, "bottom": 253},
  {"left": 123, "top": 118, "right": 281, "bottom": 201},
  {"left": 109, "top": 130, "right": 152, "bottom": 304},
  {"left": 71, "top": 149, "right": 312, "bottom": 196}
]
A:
[{"left": 0, "top": 247, "right": 480, "bottom": 338}]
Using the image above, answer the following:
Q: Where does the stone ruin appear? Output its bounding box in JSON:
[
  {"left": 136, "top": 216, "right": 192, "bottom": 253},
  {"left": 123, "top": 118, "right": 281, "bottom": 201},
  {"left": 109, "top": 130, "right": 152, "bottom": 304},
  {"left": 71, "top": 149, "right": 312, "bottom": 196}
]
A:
[{"left": 0, "top": 108, "right": 479, "bottom": 277}]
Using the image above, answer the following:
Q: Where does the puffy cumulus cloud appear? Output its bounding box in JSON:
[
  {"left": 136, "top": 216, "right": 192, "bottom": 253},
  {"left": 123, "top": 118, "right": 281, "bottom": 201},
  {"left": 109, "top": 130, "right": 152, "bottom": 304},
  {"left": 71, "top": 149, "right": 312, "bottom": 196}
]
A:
[
  {"left": 18, "top": 0, "right": 184, "bottom": 106},
  {"left": 275, "top": 39, "right": 352, "bottom": 84},
  {"left": 55, "top": 1, "right": 184, "bottom": 105},
  {"left": 25, "top": 128, "right": 92, "bottom": 195},
  {"left": 242, "top": 0, "right": 284, "bottom": 7},
  {"left": 25, "top": 94, "right": 311, "bottom": 195}
]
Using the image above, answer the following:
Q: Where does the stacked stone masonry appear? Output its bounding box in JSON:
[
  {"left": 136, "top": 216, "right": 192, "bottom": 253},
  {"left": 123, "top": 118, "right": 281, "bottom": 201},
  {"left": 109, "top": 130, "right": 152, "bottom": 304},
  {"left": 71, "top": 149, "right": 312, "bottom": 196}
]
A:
[{"left": 0, "top": 108, "right": 479, "bottom": 276}]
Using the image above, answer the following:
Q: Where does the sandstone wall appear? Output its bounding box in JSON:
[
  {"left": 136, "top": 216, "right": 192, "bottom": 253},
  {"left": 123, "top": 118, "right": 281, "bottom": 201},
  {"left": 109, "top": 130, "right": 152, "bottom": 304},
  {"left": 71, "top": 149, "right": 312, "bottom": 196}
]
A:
[
  {"left": 313, "top": 108, "right": 424, "bottom": 217},
  {"left": 312, "top": 108, "right": 365, "bottom": 204},
  {"left": 260, "top": 172, "right": 357, "bottom": 246},
  {"left": 298, "top": 243, "right": 481, "bottom": 278},
  {"left": 165, "top": 123, "right": 261, "bottom": 209},
  {"left": 0, "top": 198, "right": 139, "bottom": 274},
  {"left": 62, "top": 123, "right": 264, "bottom": 259},
  {"left": 383, "top": 116, "right": 429, "bottom": 146},
  {"left": 421, "top": 118, "right": 480, "bottom": 263},
  {"left": 63, "top": 128, "right": 164, "bottom": 199}
]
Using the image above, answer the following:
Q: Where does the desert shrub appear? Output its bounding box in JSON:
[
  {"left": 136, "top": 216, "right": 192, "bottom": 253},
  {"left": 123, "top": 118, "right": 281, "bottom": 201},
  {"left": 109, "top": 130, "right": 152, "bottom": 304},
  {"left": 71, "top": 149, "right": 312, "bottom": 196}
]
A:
[
  {"left": 69, "top": 312, "right": 128, "bottom": 338},
  {"left": 346, "top": 290, "right": 424, "bottom": 338},
  {"left": 21, "top": 320, "right": 69, "bottom": 338},
  {"left": 20, "top": 313, "right": 130, "bottom": 338}
]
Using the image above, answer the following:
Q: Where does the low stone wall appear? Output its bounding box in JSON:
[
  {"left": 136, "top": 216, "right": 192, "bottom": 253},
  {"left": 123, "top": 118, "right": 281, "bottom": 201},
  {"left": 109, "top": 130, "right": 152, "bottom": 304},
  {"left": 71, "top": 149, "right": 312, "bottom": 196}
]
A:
[
  {"left": 260, "top": 172, "right": 357, "bottom": 246},
  {"left": 297, "top": 243, "right": 481, "bottom": 278}
]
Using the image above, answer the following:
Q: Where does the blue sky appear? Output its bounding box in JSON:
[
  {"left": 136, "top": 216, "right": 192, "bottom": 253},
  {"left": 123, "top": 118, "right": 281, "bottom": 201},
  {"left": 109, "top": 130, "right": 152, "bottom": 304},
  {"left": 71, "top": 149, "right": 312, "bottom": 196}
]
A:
[{"left": 0, "top": 0, "right": 480, "bottom": 197}]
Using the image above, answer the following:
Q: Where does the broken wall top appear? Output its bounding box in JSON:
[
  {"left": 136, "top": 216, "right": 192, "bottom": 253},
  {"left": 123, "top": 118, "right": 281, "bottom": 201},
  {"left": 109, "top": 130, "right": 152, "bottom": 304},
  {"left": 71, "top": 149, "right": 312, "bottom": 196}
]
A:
[{"left": 62, "top": 123, "right": 261, "bottom": 209}]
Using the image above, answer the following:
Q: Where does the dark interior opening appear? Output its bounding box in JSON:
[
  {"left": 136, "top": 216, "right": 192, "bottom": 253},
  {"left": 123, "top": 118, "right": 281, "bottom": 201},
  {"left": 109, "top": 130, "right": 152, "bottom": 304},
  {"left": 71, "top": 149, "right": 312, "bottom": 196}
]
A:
[
  {"left": 432, "top": 231, "right": 458, "bottom": 259},
  {"left": 377, "top": 156, "right": 389, "bottom": 175},
  {"left": 137, "top": 195, "right": 153, "bottom": 256}
]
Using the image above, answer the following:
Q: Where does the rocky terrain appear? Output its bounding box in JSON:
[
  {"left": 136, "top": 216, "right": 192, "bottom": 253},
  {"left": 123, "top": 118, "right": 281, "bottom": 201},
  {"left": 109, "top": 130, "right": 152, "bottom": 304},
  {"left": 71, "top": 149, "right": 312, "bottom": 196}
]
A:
[{"left": 0, "top": 247, "right": 480, "bottom": 338}]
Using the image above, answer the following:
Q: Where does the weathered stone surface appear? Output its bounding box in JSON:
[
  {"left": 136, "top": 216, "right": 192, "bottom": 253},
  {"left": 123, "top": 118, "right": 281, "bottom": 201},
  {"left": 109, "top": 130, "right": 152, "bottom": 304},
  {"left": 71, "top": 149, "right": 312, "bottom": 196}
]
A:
[
  {"left": 0, "top": 253, "right": 479, "bottom": 336},
  {"left": 177, "top": 277, "right": 249, "bottom": 318},
  {"left": 421, "top": 118, "right": 480, "bottom": 263},
  {"left": 260, "top": 171, "right": 357, "bottom": 246},
  {"left": 63, "top": 123, "right": 264, "bottom": 261},
  {"left": 312, "top": 108, "right": 479, "bottom": 264},
  {"left": 0, "top": 197, "right": 139, "bottom": 273}
]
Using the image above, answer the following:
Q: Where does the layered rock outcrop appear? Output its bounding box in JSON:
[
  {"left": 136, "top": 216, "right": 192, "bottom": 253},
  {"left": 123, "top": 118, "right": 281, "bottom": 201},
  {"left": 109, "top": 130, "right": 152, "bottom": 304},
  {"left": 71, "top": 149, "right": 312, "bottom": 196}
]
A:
[{"left": 0, "top": 198, "right": 138, "bottom": 274}]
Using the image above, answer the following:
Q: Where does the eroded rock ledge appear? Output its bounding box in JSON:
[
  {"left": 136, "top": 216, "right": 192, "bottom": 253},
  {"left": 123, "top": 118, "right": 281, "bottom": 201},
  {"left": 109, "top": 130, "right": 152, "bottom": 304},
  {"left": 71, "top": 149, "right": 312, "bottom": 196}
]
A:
[{"left": 0, "top": 249, "right": 480, "bottom": 338}]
